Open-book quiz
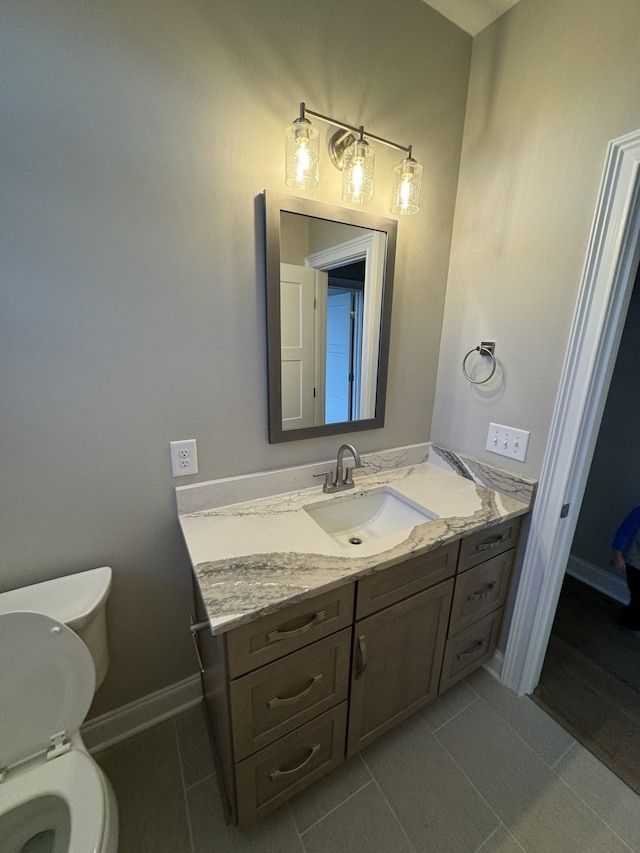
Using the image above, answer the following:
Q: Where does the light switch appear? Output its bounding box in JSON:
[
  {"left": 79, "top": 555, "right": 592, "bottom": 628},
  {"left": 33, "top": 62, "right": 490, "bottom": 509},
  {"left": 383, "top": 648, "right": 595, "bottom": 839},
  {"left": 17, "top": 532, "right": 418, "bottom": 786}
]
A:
[{"left": 486, "top": 422, "right": 530, "bottom": 462}]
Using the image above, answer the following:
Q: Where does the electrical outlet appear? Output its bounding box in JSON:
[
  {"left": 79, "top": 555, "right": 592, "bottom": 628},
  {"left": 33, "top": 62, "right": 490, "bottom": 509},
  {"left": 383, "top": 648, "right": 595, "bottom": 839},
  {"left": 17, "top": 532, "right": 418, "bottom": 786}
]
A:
[
  {"left": 170, "top": 439, "right": 198, "bottom": 477},
  {"left": 486, "top": 422, "right": 530, "bottom": 463}
]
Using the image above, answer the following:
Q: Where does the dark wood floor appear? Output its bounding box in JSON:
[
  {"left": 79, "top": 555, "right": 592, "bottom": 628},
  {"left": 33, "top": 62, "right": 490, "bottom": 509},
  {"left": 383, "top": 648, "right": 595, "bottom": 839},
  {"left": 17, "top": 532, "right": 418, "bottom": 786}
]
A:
[{"left": 533, "top": 575, "right": 640, "bottom": 795}]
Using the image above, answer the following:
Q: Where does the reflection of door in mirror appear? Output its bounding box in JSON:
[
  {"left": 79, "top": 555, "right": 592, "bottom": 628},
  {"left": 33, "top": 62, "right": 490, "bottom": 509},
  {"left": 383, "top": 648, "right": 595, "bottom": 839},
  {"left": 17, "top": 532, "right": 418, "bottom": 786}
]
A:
[
  {"left": 279, "top": 263, "right": 317, "bottom": 430},
  {"left": 279, "top": 212, "right": 384, "bottom": 431},
  {"left": 266, "top": 192, "right": 397, "bottom": 444}
]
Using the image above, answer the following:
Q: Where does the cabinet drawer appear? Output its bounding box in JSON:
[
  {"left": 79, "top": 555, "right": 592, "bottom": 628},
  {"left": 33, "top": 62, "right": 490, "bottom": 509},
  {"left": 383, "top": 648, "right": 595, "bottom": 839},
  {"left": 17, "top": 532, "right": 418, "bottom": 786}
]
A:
[
  {"left": 356, "top": 541, "right": 459, "bottom": 619},
  {"left": 235, "top": 702, "right": 347, "bottom": 824},
  {"left": 457, "top": 517, "right": 521, "bottom": 574},
  {"left": 230, "top": 628, "right": 351, "bottom": 760},
  {"left": 439, "top": 609, "right": 503, "bottom": 693},
  {"left": 226, "top": 584, "right": 355, "bottom": 678},
  {"left": 448, "top": 550, "right": 514, "bottom": 636}
]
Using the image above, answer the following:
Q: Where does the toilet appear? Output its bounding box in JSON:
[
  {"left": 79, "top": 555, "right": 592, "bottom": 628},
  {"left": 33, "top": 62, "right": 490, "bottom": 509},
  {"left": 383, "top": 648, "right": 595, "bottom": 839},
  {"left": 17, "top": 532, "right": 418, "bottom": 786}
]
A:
[{"left": 0, "top": 568, "right": 119, "bottom": 853}]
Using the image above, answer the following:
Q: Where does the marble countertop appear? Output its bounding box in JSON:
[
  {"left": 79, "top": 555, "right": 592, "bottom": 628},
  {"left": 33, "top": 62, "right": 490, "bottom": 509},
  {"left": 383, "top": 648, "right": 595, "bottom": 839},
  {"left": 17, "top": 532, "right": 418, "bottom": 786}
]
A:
[{"left": 177, "top": 445, "right": 534, "bottom": 636}]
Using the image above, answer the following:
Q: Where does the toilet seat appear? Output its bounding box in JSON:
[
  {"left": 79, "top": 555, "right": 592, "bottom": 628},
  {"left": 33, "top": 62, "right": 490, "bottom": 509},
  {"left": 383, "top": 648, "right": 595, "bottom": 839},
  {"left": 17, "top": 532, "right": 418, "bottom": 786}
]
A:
[
  {"left": 0, "top": 611, "right": 95, "bottom": 771},
  {"left": 0, "top": 612, "right": 115, "bottom": 853},
  {"left": 0, "top": 750, "right": 108, "bottom": 853}
]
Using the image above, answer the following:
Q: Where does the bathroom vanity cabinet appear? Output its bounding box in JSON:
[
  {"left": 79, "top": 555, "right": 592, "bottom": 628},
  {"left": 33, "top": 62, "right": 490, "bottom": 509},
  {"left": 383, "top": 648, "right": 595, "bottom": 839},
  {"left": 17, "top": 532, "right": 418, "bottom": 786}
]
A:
[{"left": 192, "top": 515, "right": 521, "bottom": 825}]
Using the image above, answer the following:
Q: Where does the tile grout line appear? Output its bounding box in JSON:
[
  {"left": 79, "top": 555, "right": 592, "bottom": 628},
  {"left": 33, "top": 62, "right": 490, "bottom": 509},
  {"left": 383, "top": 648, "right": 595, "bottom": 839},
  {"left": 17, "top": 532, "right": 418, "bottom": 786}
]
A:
[
  {"left": 549, "top": 765, "right": 639, "bottom": 853},
  {"left": 286, "top": 802, "right": 309, "bottom": 853},
  {"left": 424, "top": 711, "right": 518, "bottom": 850},
  {"left": 473, "top": 684, "right": 640, "bottom": 846},
  {"left": 429, "top": 694, "right": 480, "bottom": 733},
  {"left": 472, "top": 823, "right": 526, "bottom": 853},
  {"left": 172, "top": 716, "right": 197, "bottom": 853},
  {"left": 184, "top": 769, "right": 217, "bottom": 793},
  {"left": 439, "top": 692, "right": 639, "bottom": 853},
  {"left": 297, "top": 779, "right": 375, "bottom": 837},
  {"left": 470, "top": 689, "right": 578, "bottom": 770},
  {"left": 550, "top": 737, "right": 577, "bottom": 770},
  {"left": 359, "top": 755, "right": 419, "bottom": 853}
]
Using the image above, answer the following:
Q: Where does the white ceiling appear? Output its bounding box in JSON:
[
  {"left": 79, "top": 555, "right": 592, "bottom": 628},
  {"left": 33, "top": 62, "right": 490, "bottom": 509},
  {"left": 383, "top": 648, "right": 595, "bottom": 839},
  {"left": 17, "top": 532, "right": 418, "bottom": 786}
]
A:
[{"left": 424, "top": 0, "right": 519, "bottom": 35}]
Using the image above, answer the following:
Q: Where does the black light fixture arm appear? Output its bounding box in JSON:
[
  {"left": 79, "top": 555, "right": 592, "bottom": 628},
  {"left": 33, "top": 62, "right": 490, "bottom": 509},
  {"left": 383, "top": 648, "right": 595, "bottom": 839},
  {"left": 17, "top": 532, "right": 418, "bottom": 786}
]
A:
[{"left": 298, "top": 102, "right": 412, "bottom": 158}]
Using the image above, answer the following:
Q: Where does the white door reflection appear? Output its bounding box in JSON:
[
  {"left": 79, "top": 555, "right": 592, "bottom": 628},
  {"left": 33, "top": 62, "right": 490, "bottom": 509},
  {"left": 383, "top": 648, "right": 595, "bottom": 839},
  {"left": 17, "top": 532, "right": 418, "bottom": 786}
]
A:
[{"left": 279, "top": 213, "right": 384, "bottom": 431}]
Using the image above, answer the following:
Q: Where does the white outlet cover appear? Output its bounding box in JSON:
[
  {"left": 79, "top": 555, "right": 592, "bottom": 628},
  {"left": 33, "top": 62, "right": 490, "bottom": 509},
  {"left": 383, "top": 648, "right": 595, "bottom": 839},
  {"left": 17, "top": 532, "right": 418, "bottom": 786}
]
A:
[{"left": 170, "top": 439, "right": 198, "bottom": 477}]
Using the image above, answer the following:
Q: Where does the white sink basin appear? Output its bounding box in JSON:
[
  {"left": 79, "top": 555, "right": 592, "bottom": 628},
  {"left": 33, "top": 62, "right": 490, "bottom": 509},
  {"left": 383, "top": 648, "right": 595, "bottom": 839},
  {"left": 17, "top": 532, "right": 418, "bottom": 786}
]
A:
[{"left": 304, "top": 486, "right": 438, "bottom": 548}]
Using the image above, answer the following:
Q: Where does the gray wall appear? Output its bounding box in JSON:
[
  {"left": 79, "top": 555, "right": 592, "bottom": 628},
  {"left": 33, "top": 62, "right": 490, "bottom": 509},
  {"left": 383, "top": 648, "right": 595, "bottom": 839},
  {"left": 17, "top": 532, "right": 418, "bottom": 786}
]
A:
[
  {"left": 572, "top": 271, "right": 640, "bottom": 574},
  {"left": 1, "top": 0, "right": 471, "bottom": 715},
  {"left": 432, "top": 0, "right": 640, "bottom": 478}
]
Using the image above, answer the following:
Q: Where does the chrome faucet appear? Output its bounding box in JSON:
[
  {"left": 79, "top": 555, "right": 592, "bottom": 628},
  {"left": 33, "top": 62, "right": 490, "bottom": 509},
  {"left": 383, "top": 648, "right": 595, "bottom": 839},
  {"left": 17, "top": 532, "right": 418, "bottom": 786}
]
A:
[{"left": 314, "top": 444, "right": 364, "bottom": 493}]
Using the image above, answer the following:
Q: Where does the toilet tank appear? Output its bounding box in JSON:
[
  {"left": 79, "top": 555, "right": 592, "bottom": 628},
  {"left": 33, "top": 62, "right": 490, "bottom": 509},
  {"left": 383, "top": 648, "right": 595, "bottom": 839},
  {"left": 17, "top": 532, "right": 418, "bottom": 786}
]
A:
[{"left": 0, "top": 567, "right": 112, "bottom": 688}]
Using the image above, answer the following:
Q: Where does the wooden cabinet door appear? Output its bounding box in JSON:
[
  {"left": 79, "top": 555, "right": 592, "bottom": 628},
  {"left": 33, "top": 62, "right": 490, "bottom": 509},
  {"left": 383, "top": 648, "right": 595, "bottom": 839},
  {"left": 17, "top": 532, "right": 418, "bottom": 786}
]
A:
[{"left": 347, "top": 578, "right": 454, "bottom": 756}]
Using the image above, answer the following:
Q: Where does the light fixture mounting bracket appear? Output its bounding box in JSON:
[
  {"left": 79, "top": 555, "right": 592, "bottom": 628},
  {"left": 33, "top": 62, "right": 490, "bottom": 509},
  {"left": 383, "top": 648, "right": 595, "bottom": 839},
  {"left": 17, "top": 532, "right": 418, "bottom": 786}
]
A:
[{"left": 328, "top": 128, "right": 357, "bottom": 170}]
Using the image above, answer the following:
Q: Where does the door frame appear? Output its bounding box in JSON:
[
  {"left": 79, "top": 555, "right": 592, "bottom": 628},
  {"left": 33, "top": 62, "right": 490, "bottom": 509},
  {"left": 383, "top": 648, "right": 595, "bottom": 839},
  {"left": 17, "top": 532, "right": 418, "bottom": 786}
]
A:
[
  {"left": 501, "top": 129, "right": 640, "bottom": 696},
  {"left": 306, "top": 232, "right": 385, "bottom": 421}
]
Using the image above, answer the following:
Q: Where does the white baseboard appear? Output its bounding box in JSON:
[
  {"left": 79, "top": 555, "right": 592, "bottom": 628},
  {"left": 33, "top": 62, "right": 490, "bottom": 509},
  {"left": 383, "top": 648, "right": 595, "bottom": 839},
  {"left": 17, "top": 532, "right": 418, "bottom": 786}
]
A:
[
  {"left": 566, "top": 554, "right": 629, "bottom": 605},
  {"left": 82, "top": 674, "right": 202, "bottom": 754},
  {"left": 483, "top": 650, "right": 504, "bottom": 682}
]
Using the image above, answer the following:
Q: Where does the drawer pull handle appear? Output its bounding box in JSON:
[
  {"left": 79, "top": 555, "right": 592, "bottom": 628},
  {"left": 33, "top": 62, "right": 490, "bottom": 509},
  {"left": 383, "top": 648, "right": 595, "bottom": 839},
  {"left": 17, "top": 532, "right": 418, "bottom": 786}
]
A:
[
  {"left": 467, "top": 582, "right": 496, "bottom": 601},
  {"left": 269, "top": 743, "right": 321, "bottom": 781},
  {"left": 475, "top": 534, "right": 505, "bottom": 552},
  {"left": 457, "top": 641, "right": 485, "bottom": 661},
  {"left": 267, "top": 674, "right": 324, "bottom": 710},
  {"left": 266, "top": 610, "right": 326, "bottom": 643},
  {"left": 355, "top": 634, "right": 368, "bottom": 680}
]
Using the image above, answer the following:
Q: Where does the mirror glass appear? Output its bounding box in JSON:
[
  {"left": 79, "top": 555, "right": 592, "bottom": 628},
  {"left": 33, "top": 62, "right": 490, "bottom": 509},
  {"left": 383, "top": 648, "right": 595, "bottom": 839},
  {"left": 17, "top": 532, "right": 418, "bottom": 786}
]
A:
[{"left": 265, "top": 191, "right": 397, "bottom": 443}]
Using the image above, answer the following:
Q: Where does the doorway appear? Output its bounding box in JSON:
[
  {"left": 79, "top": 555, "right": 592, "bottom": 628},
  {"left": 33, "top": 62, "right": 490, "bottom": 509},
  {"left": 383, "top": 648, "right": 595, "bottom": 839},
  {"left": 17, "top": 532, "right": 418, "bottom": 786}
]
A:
[
  {"left": 325, "top": 261, "right": 365, "bottom": 424},
  {"left": 501, "top": 130, "right": 640, "bottom": 698},
  {"left": 533, "top": 268, "right": 640, "bottom": 794}
]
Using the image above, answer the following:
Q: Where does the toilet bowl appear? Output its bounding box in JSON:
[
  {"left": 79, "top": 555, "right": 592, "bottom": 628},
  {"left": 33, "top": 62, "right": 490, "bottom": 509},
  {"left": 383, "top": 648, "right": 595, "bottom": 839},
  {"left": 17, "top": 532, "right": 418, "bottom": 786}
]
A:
[
  {"left": 0, "top": 594, "right": 118, "bottom": 852},
  {"left": 0, "top": 750, "right": 117, "bottom": 853}
]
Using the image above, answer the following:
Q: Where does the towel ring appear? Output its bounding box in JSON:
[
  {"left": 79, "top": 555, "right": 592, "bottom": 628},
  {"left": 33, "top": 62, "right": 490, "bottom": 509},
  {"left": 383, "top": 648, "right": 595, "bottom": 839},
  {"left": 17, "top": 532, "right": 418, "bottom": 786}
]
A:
[{"left": 462, "top": 341, "right": 496, "bottom": 384}]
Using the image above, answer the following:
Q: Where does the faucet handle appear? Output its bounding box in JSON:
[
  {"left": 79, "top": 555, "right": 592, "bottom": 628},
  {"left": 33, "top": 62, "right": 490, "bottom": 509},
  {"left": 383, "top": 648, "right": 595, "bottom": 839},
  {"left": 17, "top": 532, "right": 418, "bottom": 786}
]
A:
[
  {"left": 313, "top": 470, "right": 335, "bottom": 493},
  {"left": 343, "top": 467, "right": 356, "bottom": 486}
]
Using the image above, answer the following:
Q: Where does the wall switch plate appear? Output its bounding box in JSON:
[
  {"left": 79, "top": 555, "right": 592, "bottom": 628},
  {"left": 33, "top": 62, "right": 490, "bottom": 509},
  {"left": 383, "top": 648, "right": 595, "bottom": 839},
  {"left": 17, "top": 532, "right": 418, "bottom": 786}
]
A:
[
  {"left": 170, "top": 439, "right": 198, "bottom": 477},
  {"left": 486, "top": 422, "right": 530, "bottom": 463}
]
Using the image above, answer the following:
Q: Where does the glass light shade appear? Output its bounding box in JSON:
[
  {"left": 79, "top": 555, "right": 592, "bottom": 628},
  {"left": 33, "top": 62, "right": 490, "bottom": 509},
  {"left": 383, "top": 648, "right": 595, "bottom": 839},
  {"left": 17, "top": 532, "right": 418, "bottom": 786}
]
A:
[
  {"left": 390, "top": 156, "right": 423, "bottom": 215},
  {"left": 341, "top": 138, "right": 375, "bottom": 204},
  {"left": 285, "top": 118, "right": 319, "bottom": 189}
]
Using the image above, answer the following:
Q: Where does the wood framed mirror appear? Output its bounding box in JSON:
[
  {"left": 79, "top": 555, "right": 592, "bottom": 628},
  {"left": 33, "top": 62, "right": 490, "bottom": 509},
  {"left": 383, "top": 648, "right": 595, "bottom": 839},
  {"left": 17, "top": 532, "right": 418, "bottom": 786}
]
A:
[{"left": 264, "top": 191, "right": 398, "bottom": 443}]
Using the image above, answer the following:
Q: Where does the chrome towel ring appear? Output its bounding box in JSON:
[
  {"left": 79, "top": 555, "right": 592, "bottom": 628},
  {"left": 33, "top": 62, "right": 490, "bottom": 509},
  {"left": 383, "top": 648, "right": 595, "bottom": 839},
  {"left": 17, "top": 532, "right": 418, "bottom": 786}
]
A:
[{"left": 462, "top": 341, "right": 496, "bottom": 384}]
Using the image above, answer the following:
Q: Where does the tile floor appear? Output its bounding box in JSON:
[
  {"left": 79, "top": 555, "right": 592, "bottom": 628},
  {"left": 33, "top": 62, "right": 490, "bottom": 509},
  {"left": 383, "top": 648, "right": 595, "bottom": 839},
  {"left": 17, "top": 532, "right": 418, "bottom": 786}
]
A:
[{"left": 95, "top": 669, "right": 640, "bottom": 853}]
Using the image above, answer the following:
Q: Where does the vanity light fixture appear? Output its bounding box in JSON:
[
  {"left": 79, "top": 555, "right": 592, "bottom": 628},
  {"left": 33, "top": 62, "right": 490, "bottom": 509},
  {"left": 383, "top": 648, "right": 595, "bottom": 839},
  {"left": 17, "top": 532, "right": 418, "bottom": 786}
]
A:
[
  {"left": 341, "top": 129, "right": 375, "bottom": 205},
  {"left": 284, "top": 103, "right": 422, "bottom": 216},
  {"left": 284, "top": 109, "right": 319, "bottom": 190}
]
